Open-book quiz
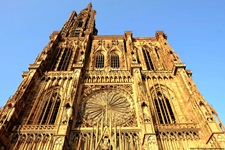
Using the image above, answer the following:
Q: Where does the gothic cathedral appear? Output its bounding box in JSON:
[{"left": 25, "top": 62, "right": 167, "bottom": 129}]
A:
[{"left": 0, "top": 3, "right": 224, "bottom": 150}]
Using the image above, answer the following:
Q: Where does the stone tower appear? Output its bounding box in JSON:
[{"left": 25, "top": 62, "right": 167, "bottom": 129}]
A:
[{"left": 0, "top": 3, "right": 224, "bottom": 150}]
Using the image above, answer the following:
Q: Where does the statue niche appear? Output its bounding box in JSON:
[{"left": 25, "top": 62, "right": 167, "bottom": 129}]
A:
[{"left": 141, "top": 102, "right": 151, "bottom": 123}]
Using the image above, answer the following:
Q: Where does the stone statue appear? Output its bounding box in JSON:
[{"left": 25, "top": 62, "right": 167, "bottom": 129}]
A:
[
  {"left": 142, "top": 102, "right": 151, "bottom": 122},
  {"left": 62, "top": 104, "right": 72, "bottom": 124},
  {"left": 101, "top": 137, "right": 110, "bottom": 150}
]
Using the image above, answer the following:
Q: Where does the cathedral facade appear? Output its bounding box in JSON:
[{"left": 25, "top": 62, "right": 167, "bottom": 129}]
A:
[{"left": 0, "top": 3, "right": 224, "bottom": 150}]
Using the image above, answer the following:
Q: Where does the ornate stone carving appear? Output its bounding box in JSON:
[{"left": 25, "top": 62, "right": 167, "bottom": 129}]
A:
[
  {"left": 0, "top": 103, "right": 15, "bottom": 128},
  {"left": 84, "top": 70, "right": 133, "bottom": 83},
  {"left": 70, "top": 130, "right": 140, "bottom": 150},
  {"left": 155, "top": 123, "right": 199, "bottom": 132},
  {"left": 142, "top": 102, "right": 151, "bottom": 123},
  {"left": 62, "top": 103, "right": 72, "bottom": 124},
  {"left": 1, "top": 3, "right": 225, "bottom": 150},
  {"left": 14, "top": 125, "right": 57, "bottom": 133},
  {"left": 76, "top": 89, "right": 136, "bottom": 127},
  {"left": 82, "top": 84, "right": 133, "bottom": 99}
]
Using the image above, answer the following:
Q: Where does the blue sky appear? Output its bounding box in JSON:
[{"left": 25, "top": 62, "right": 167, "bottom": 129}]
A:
[{"left": 0, "top": 1, "right": 225, "bottom": 124}]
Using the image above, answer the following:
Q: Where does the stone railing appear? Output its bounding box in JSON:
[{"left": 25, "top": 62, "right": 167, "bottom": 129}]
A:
[
  {"left": 84, "top": 70, "right": 133, "bottom": 83},
  {"left": 155, "top": 123, "right": 199, "bottom": 132},
  {"left": 141, "top": 70, "right": 174, "bottom": 80},
  {"left": 44, "top": 71, "right": 74, "bottom": 80},
  {"left": 14, "top": 125, "right": 57, "bottom": 133}
]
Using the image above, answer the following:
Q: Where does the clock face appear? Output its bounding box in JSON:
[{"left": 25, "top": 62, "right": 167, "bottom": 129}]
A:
[{"left": 80, "top": 90, "right": 135, "bottom": 127}]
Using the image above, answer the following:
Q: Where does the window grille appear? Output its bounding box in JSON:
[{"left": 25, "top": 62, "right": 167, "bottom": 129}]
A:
[
  {"left": 111, "top": 54, "right": 120, "bottom": 68},
  {"left": 154, "top": 91, "right": 175, "bottom": 124},
  {"left": 142, "top": 48, "right": 154, "bottom": 70},
  {"left": 57, "top": 48, "right": 72, "bottom": 71},
  {"left": 36, "top": 91, "right": 61, "bottom": 125},
  {"left": 95, "top": 54, "right": 104, "bottom": 68},
  {"left": 50, "top": 47, "right": 62, "bottom": 71},
  {"left": 78, "top": 21, "right": 83, "bottom": 27}
]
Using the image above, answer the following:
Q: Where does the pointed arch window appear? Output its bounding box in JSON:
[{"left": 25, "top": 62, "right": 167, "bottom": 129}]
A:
[
  {"left": 57, "top": 48, "right": 72, "bottom": 71},
  {"left": 95, "top": 53, "right": 104, "bottom": 69},
  {"left": 78, "top": 21, "right": 83, "bottom": 27},
  {"left": 74, "top": 30, "right": 80, "bottom": 37},
  {"left": 142, "top": 47, "right": 154, "bottom": 70},
  {"left": 154, "top": 91, "right": 175, "bottom": 124},
  {"left": 36, "top": 91, "right": 61, "bottom": 125},
  {"left": 50, "top": 47, "right": 72, "bottom": 71},
  {"left": 50, "top": 47, "right": 62, "bottom": 71},
  {"left": 110, "top": 53, "right": 120, "bottom": 68}
]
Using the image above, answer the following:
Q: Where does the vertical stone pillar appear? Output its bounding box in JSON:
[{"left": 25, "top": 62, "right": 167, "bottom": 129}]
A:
[{"left": 125, "top": 31, "right": 134, "bottom": 70}]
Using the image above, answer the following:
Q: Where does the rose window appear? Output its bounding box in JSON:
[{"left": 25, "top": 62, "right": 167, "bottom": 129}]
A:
[{"left": 81, "top": 90, "right": 135, "bottom": 126}]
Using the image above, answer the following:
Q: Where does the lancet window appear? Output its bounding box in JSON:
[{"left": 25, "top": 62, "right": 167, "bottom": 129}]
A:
[
  {"left": 77, "top": 21, "right": 83, "bottom": 27},
  {"left": 57, "top": 48, "right": 72, "bottom": 71},
  {"left": 155, "top": 49, "right": 160, "bottom": 59},
  {"left": 95, "top": 52, "right": 104, "bottom": 69},
  {"left": 50, "top": 47, "right": 72, "bottom": 71},
  {"left": 142, "top": 47, "right": 155, "bottom": 70},
  {"left": 50, "top": 47, "right": 61, "bottom": 71},
  {"left": 37, "top": 90, "right": 61, "bottom": 125},
  {"left": 26, "top": 87, "right": 62, "bottom": 125},
  {"left": 110, "top": 53, "right": 120, "bottom": 68},
  {"left": 153, "top": 91, "right": 175, "bottom": 124}
]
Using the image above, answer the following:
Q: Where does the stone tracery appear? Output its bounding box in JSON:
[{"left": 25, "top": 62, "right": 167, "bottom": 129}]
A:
[{"left": 76, "top": 89, "right": 136, "bottom": 127}]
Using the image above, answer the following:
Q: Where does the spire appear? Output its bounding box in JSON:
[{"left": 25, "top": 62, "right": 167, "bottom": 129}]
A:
[
  {"left": 80, "top": 2, "right": 92, "bottom": 14},
  {"left": 60, "top": 3, "right": 97, "bottom": 37},
  {"left": 88, "top": 2, "right": 92, "bottom": 10}
]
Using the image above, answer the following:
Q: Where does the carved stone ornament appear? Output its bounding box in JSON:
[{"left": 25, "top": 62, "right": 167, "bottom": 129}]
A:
[{"left": 77, "top": 89, "right": 136, "bottom": 127}]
